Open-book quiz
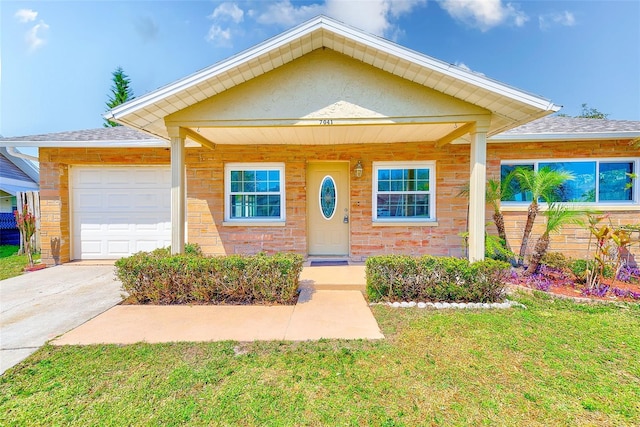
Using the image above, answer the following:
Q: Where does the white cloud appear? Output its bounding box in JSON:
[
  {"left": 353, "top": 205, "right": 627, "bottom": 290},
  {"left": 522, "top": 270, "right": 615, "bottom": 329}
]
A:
[
  {"left": 26, "top": 20, "right": 50, "bottom": 52},
  {"left": 210, "top": 2, "right": 245, "bottom": 23},
  {"left": 439, "top": 0, "right": 528, "bottom": 31},
  {"left": 456, "top": 61, "right": 471, "bottom": 71},
  {"left": 256, "top": 0, "right": 324, "bottom": 27},
  {"left": 206, "top": 3, "right": 245, "bottom": 46},
  {"left": 454, "top": 61, "right": 485, "bottom": 76},
  {"left": 206, "top": 24, "right": 233, "bottom": 46},
  {"left": 15, "top": 9, "right": 38, "bottom": 23},
  {"left": 256, "top": 0, "right": 426, "bottom": 39},
  {"left": 539, "top": 11, "right": 576, "bottom": 31}
]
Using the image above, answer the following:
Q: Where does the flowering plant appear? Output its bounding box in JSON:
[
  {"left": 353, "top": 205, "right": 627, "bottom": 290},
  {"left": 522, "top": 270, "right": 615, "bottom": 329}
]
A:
[{"left": 14, "top": 205, "right": 36, "bottom": 267}]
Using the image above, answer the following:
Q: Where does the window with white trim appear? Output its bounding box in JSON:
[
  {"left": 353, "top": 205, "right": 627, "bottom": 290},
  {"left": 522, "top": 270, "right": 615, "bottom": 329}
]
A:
[
  {"left": 373, "top": 161, "right": 436, "bottom": 221},
  {"left": 500, "top": 158, "right": 637, "bottom": 204},
  {"left": 224, "top": 163, "right": 285, "bottom": 221}
]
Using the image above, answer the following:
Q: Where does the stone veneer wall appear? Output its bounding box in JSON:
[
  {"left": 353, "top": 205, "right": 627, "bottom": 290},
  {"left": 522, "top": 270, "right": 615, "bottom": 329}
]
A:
[
  {"left": 39, "top": 138, "right": 639, "bottom": 265},
  {"left": 39, "top": 141, "right": 470, "bottom": 264}
]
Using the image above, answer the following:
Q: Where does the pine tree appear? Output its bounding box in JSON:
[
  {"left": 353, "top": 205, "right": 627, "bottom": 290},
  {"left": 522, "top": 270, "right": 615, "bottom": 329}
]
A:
[{"left": 104, "top": 67, "right": 134, "bottom": 127}]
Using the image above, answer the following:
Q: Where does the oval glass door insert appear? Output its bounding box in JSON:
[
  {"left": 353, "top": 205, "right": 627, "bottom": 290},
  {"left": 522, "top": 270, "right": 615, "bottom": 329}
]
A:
[{"left": 319, "top": 175, "right": 337, "bottom": 220}]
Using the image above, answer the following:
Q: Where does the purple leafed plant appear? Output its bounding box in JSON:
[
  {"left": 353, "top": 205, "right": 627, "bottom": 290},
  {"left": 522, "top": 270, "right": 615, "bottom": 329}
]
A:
[
  {"left": 582, "top": 284, "right": 610, "bottom": 298},
  {"left": 611, "top": 287, "right": 640, "bottom": 300},
  {"left": 617, "top": 265, "right": 640, "bottom": 283},
  {"left": 528, "top": 273, "right": 553, "bottom": 291}
]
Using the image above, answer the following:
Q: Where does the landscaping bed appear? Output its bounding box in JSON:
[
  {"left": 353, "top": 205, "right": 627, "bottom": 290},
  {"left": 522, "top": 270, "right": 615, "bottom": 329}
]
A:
[
  {"left": 506, "top": 256, "right": 640, "bottom": 302},
  {"left": 115, "top": 245, "right": 304, "bottom": 305}
]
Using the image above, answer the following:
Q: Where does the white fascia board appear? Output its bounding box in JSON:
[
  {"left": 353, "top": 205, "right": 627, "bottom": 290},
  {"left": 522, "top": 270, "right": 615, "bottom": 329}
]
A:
[
  {"left": 489, "top": 131, "right": 640, "bottom": 143},
  {"left": 106, "top": 15, "right": 559, "bottom": 125},
  {"left": 0, "top": 139, "right": 169, "bottom": 148}
]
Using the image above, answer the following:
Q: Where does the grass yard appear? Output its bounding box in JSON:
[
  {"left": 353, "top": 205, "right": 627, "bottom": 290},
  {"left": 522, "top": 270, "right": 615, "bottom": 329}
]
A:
[
  {"left": 0, "top": 245, "right": 40, "bottom": 281},
  {"left": 1, "top": 293, "right": 639, "bottom": 426}
]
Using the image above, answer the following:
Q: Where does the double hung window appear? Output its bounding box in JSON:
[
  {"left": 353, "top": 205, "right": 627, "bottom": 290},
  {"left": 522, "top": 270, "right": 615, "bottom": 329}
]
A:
[
  {"left": 225, "top": 163, "right": 285, "bottom": 221},
  {"left": 373, "top": 161, "right": 436, "bottom": 221}
]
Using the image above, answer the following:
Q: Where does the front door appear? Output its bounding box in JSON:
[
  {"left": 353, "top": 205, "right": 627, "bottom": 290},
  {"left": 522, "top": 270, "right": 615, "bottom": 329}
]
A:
[{"left": 307, "top": 162, "right": 349, "bottom": 256}]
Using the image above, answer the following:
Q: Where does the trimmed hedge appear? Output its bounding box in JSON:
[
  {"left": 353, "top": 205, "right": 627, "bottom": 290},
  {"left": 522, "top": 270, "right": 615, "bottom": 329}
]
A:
[
  {"left": 115, "top": 249, "right": 304, "bottom": 305},
  {"left": 366, "top": 255, "right": 510, "bottom": 303}
]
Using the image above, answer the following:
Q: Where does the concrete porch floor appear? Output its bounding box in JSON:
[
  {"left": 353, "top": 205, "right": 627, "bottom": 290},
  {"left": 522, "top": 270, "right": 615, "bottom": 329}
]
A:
[{"left": 53, "top": 265, "right": 382, "bottom": 345}]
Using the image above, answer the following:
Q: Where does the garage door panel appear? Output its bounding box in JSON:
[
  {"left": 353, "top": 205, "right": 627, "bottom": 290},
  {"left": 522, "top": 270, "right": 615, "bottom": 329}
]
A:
[
  {"left": 74, "top": 169, "right": 103, "bottom": 186},
  {"left": 104, "top": 170, "right": 132, "bottom": 186},
  {"left": 133, "top": 169, "right": 166, "bottom": 185},
  {"left": 78, "top": 240, "right": 104, "bottom": 257},
  {"left": 107, "top": 240, "right": 133, "bottom": 255},
  {"left": 72, "top": 166, "right": 172, "bottom": 260},
  {"left": 74, "top": 192, "right": 106, "bottom": 211}
]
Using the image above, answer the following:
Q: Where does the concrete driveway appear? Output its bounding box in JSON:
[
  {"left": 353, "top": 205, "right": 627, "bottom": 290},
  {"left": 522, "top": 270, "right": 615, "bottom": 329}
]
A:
[{"left": 0, "top": 264, "right": 122, "bottom": 375}]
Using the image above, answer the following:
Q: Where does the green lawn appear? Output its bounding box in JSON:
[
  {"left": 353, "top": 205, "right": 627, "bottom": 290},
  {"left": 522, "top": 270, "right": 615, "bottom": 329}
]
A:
[
  {"left": 1, "top": 293, "right": 639, "bottom": 426},
  {"left": 0, "top": 245, "right": 40, "bottom": 281}
]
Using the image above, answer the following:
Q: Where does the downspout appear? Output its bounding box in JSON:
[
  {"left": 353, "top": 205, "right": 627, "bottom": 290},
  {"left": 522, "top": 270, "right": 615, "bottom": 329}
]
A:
[{"left": 6, "top": 146, "right": 39, "bottom": 163}]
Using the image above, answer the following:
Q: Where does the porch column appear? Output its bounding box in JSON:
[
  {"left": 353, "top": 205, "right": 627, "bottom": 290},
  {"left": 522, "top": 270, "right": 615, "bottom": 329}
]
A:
[
  {"left": 168, "top": 127, "right": 186, "bottom": 255},
  {"left": 468, "top": 126, "right": 488, "bottom": 262}
]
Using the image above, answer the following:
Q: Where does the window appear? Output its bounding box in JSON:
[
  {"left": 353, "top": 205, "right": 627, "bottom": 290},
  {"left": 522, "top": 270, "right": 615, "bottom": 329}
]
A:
[
  {"left": 225, "top": 163, "right": 285, "bottom": 221},
  {"left": 373, "top": 161, "right": 435, "bottom": 221},
  {"left": 500, "top": 159, "right": 637, "bottom": 204}
]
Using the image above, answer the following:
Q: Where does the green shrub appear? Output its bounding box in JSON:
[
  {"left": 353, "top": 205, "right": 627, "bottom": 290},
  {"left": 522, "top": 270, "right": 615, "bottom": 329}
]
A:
[
  {"left": 569, "top": 259, "right": 614, "bottom": 282},
  {"left": 540, "top": 252, "right": 569, "bottom": 270},
  {"left": 115, "top": 250, "right": 304, "bottom": 305},
  {"left": 365, "top": 255, "right": 510, "bottom": 303}
]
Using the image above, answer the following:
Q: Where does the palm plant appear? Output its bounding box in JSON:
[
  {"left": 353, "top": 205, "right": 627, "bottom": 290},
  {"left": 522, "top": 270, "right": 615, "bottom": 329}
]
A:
[
  {"left": 525, "top": 203, "right": 584, "bottom": 275},
  {"left": 514, "top": 166, "right": 575, "bottom": 265},
  {"left": 486, "top": 175, "right": 514, "bottom": 254},
  {"left": 458, "top": 174, "right": 515, "bottom": 259}
]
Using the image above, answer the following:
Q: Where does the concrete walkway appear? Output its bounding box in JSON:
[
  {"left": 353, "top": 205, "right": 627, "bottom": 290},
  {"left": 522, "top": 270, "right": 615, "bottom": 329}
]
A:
[
  {"left": 1, "top": 265, "right": 122, "bottom": 375},
  {"left": 54, "top": 285, "right": 383, "bottom": 345}
]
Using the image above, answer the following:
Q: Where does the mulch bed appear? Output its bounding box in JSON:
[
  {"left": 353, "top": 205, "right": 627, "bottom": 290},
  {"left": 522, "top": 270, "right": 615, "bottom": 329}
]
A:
[{"left": 508, "top": 267, "right": 640, "bottom": 303}]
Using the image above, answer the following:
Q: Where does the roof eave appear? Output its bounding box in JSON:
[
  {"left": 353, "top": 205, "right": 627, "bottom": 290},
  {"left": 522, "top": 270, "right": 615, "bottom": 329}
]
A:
[
  {"left": 489, "top": 131, "right": 640, "bottom": 143},
  {"left": 0, "top": 139, "right": 168, "bottom": 148}
]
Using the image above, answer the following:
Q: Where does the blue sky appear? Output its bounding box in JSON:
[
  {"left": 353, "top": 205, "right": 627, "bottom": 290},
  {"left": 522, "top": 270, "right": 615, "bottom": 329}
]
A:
[{"left": 2, "top": 0, "right": 639, "bottom": 142}]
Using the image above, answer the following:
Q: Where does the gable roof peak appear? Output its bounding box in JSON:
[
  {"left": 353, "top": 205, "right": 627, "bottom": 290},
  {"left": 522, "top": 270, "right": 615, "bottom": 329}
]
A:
[{"left": 105, "top": 14, "right": 559, "bottom": 139}]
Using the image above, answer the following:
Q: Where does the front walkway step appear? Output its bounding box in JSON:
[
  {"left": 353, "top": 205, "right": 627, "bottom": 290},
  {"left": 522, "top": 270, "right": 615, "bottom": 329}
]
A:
[
  {"left": 284, "top": 289, "right": 383, "bottom": 340},
  {"left": 299, "top": 265, "right": 366, "bottom": 292}
]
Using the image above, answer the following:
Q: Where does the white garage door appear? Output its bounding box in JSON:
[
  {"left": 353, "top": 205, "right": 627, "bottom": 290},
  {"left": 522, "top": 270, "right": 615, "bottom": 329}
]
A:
[{"left": 71, "top": 166, "right": 171, "bottom": 260}]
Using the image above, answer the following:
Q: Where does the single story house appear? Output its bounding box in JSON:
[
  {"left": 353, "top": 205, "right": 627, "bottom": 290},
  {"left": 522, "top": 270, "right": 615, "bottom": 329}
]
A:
[
  {"left": 0, "top": 147, "right": 39, "bottom": 245},
  {"left": 1, "top": 16, "right": 638, "bottom": 266}
]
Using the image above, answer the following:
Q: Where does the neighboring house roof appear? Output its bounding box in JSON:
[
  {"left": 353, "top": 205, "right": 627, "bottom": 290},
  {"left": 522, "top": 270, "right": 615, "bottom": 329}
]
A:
[
  {"left": 490, "top": 116, "right": 640, "bottom": 142},
  {"left": 0, "top": 126, "right": 166, "bottom": 148},
  {"left": 105, "top": 15, "right": 559, "bottom": 140},
  {"left": 0, "top": 147, "right": 39, "bottom": 196}
]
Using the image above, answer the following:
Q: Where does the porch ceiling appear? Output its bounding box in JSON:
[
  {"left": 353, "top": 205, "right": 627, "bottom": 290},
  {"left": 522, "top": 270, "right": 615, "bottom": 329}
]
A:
[{"left": 186, "top": 122, "right": 459, "bottom": 146}]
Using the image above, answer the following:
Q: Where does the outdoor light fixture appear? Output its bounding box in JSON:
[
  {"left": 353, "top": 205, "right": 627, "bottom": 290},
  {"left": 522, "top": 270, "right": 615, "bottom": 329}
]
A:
[{"left": 354, "top": 160, "right": 363, "bottom": 178}]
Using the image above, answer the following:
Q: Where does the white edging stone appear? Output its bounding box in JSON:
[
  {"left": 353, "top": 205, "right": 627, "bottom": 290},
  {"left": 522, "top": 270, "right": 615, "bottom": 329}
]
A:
[{"left": 375, "top": 299, "right": 525, "bottom": 310}]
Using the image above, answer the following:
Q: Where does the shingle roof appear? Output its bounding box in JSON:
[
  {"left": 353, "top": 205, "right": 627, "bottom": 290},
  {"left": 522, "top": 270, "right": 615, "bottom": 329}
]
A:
[
  {"left": 0, "top": 126, "right": 165, "bottom": 147},
  {"left": 503, "top": 116, "right": 640, "bottom": 135},
  {"left": 0, "top": 126, "right": 157, "bottom": 143}
]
